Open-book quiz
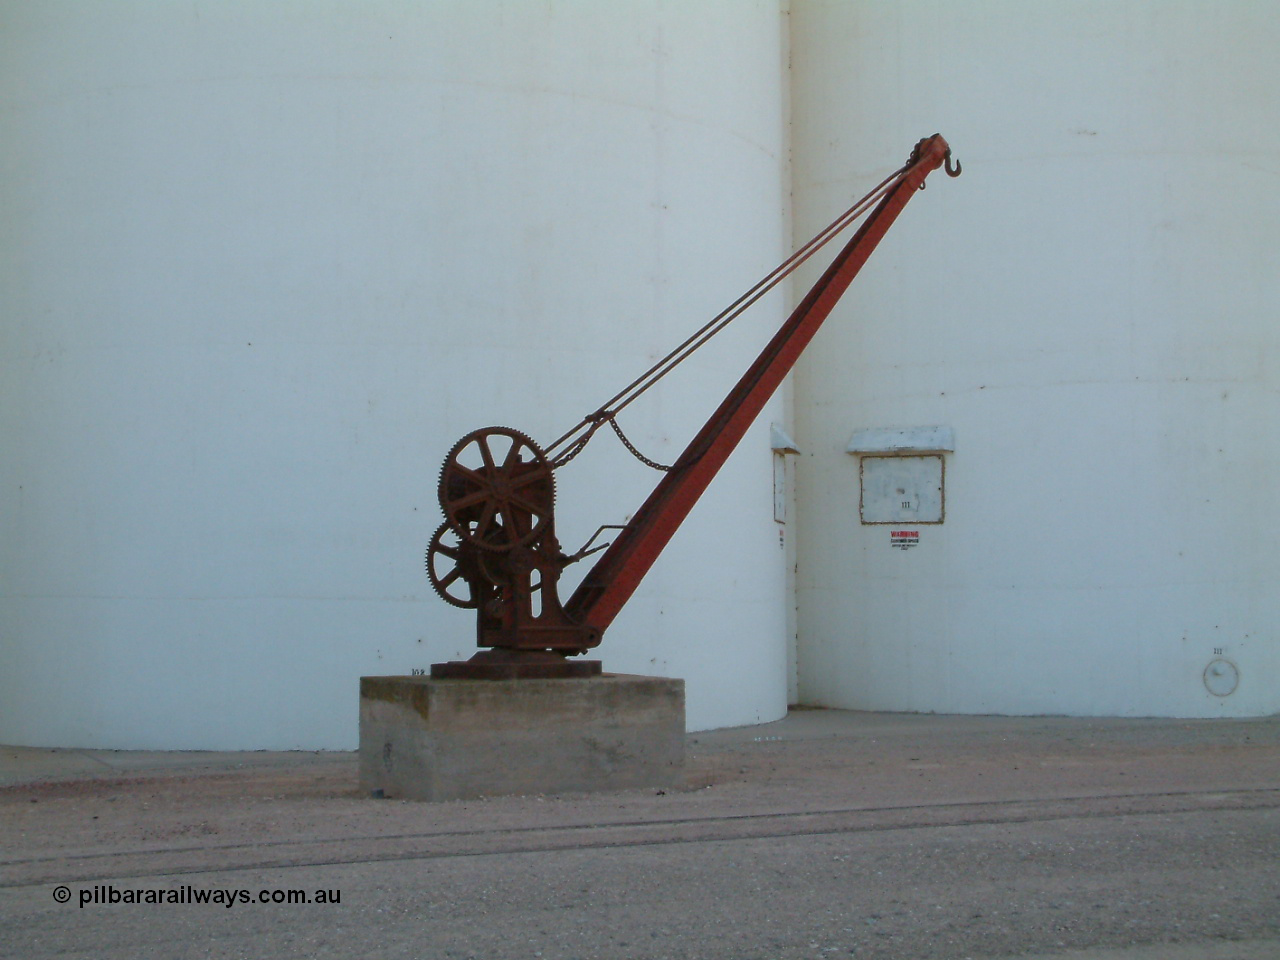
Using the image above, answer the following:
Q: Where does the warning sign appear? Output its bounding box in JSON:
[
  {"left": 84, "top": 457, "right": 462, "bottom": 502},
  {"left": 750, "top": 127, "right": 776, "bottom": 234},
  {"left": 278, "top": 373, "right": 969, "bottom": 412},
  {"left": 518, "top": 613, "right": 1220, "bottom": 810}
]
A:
[{"left": 890, "top": 530, "right": 920, "bottom": 550}]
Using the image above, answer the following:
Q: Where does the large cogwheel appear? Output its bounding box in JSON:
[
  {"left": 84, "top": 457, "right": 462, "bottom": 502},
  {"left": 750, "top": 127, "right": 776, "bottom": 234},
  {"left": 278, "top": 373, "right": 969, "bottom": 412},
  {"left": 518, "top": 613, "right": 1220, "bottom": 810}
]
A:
[{"left": 437, "top": 426, "right": 555, "bottom": 552}]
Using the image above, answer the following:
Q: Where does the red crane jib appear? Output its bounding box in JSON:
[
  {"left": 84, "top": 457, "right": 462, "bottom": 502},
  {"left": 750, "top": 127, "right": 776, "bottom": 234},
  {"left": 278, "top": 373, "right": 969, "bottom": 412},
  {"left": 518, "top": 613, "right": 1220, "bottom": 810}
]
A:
[{"left": 427, "top": 135, "right": 956, "bottom": 679}]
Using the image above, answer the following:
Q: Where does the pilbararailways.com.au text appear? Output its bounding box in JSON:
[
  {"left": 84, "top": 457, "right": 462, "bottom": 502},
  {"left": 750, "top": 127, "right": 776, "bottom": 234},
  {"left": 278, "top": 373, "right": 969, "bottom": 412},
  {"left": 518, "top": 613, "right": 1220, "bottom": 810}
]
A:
[{"left": 56, "top": 885, "right": 341, "bottom": 909}]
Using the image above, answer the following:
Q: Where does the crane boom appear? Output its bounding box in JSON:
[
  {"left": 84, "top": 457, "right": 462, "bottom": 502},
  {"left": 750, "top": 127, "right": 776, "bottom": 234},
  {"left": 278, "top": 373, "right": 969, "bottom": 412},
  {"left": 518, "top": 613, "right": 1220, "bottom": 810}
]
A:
[{"left": 568, "top": 134, "right": 954, "bottom": 633}]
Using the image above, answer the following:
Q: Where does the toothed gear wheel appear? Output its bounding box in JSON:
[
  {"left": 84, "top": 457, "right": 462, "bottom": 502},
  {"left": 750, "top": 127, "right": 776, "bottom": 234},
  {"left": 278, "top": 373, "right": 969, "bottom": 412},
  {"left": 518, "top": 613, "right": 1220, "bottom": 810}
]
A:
[
  {"left": 438, "top": 426, "right": 555, "bottom": 552},
  {"left": 425, "top": 522, "right": 493, "bottom": 609}
]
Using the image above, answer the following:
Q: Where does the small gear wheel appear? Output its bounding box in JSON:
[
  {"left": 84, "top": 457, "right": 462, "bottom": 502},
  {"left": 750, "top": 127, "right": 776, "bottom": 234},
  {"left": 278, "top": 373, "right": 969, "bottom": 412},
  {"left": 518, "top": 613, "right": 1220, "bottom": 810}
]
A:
[
  {"left": 425, "top": 522, "right": 494, "bottom": 609},
  {"left": 438, "top": 426, "right": 555, "bottom": 552}
]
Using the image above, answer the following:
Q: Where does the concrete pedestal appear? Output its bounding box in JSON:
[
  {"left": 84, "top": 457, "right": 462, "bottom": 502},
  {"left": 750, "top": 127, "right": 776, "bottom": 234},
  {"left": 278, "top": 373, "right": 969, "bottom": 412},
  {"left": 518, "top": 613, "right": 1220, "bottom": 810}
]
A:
[{"left": 359, "top": 674, "right": 685, "bottom": 801}]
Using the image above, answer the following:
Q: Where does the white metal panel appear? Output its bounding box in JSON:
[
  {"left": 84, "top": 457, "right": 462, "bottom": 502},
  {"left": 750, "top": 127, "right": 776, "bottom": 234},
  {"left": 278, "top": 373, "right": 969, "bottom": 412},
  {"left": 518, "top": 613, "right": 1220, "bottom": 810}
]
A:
[{"left": 859, "top": 455, "right": 944, "bottom": 524}]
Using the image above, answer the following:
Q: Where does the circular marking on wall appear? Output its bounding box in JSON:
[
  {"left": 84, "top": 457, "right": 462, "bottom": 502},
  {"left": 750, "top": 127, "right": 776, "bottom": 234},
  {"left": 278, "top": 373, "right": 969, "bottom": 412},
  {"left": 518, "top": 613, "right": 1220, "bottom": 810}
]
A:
[{"left": 1202, "top": 658, "right": 1239, "bottom": 697}]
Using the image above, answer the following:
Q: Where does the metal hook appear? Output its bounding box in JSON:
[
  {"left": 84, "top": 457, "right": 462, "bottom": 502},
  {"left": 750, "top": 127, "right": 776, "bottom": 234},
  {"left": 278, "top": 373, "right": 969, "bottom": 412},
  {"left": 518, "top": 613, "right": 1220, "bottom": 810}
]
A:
[{"left": 944, "top": 152, "right": 962, "bottom": 177}]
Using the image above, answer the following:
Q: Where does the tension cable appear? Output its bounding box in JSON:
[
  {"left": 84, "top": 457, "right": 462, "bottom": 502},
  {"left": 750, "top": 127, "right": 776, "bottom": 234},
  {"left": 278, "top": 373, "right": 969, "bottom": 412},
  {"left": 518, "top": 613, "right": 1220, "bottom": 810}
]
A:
[{"left": 545, "top": 162, "right": 913, "bottom": 470}]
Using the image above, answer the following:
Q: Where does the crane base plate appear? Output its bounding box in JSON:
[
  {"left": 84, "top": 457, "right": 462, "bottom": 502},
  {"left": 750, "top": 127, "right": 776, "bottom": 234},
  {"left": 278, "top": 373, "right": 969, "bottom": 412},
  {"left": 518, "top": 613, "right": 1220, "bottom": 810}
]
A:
[
  {"left": 431, "top": 659, "right": 602, "bottom": 680},
  {"left": 430, "top": 648, "right": 601, "bottom": 680}
]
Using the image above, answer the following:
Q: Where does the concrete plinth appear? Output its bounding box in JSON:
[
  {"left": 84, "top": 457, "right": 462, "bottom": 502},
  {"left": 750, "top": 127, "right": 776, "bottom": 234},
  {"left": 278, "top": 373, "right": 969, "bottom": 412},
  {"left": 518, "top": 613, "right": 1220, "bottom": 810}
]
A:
[{"left": 359, "top": 674, "right": 685, "bottom": 801}]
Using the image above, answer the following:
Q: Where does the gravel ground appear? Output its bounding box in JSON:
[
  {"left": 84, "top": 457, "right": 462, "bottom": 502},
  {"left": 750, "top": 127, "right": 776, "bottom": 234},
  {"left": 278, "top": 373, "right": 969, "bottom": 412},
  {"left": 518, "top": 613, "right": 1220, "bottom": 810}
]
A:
[{"left": 2, "top": 709, "right": 1278, "bottom": 959}]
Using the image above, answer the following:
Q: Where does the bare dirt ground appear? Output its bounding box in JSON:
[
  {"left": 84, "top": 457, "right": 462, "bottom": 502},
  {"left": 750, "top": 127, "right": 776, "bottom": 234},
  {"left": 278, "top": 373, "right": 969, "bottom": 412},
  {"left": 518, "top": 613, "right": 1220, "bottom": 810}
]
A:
[{"left": 2, "top": 710, "right": 1278, "bottom": 959}]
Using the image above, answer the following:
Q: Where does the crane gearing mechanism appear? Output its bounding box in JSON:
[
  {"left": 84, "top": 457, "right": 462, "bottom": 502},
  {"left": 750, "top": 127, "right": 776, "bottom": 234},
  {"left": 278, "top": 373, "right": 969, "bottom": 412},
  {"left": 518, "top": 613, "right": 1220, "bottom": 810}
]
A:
[{"left": 425, "top": 134, "right": 960, "bottom": 679}]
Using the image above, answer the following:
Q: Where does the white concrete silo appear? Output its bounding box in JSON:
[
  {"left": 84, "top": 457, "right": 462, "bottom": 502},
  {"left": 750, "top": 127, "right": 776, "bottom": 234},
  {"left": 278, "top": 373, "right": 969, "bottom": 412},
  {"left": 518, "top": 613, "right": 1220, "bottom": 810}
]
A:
[
  {"left": 0, "top": 0, "right": 792, "bottom": 748},
  {"left": 790, "top": 1, "right": 1280, "bottom": 717}
]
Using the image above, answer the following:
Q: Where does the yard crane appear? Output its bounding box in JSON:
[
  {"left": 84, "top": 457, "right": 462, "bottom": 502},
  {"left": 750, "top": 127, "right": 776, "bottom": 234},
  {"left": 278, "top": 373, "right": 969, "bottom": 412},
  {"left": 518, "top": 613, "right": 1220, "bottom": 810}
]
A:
[{"left": 426, "top": 134, "right": 960, "bottom": 678}]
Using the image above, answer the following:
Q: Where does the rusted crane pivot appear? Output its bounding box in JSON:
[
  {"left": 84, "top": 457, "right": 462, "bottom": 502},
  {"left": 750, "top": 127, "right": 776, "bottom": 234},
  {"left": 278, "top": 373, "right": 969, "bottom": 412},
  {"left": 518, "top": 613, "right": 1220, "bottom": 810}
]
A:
[
  {"left": 429, "top": 427, "right": 599, "bottom": 678},
  {"left": 426, "top": 135, "right": 959, "bottom": 679}
]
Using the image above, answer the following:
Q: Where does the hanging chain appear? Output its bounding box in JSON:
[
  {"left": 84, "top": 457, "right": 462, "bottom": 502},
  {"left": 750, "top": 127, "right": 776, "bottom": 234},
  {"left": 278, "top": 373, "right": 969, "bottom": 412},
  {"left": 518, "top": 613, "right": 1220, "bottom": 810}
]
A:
[
  {"left": 542, "top": 157, "right": 916, "bottom": 471},
  {"left": 549, "top": 415, "right": 672, "bottom": 472},
  {"left": 607, "top": 416, "right": 671, "bottom": 472},
  {"left": 548, "top": 421, "right": 602, "bottom": 469}
]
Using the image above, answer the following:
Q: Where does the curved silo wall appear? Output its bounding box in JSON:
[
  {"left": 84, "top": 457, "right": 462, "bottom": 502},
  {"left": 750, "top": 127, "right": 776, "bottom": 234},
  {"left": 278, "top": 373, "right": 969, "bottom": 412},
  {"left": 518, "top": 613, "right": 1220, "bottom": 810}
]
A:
[{"left": 0, "top": 0, "right": 791, "bottom": 748}]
